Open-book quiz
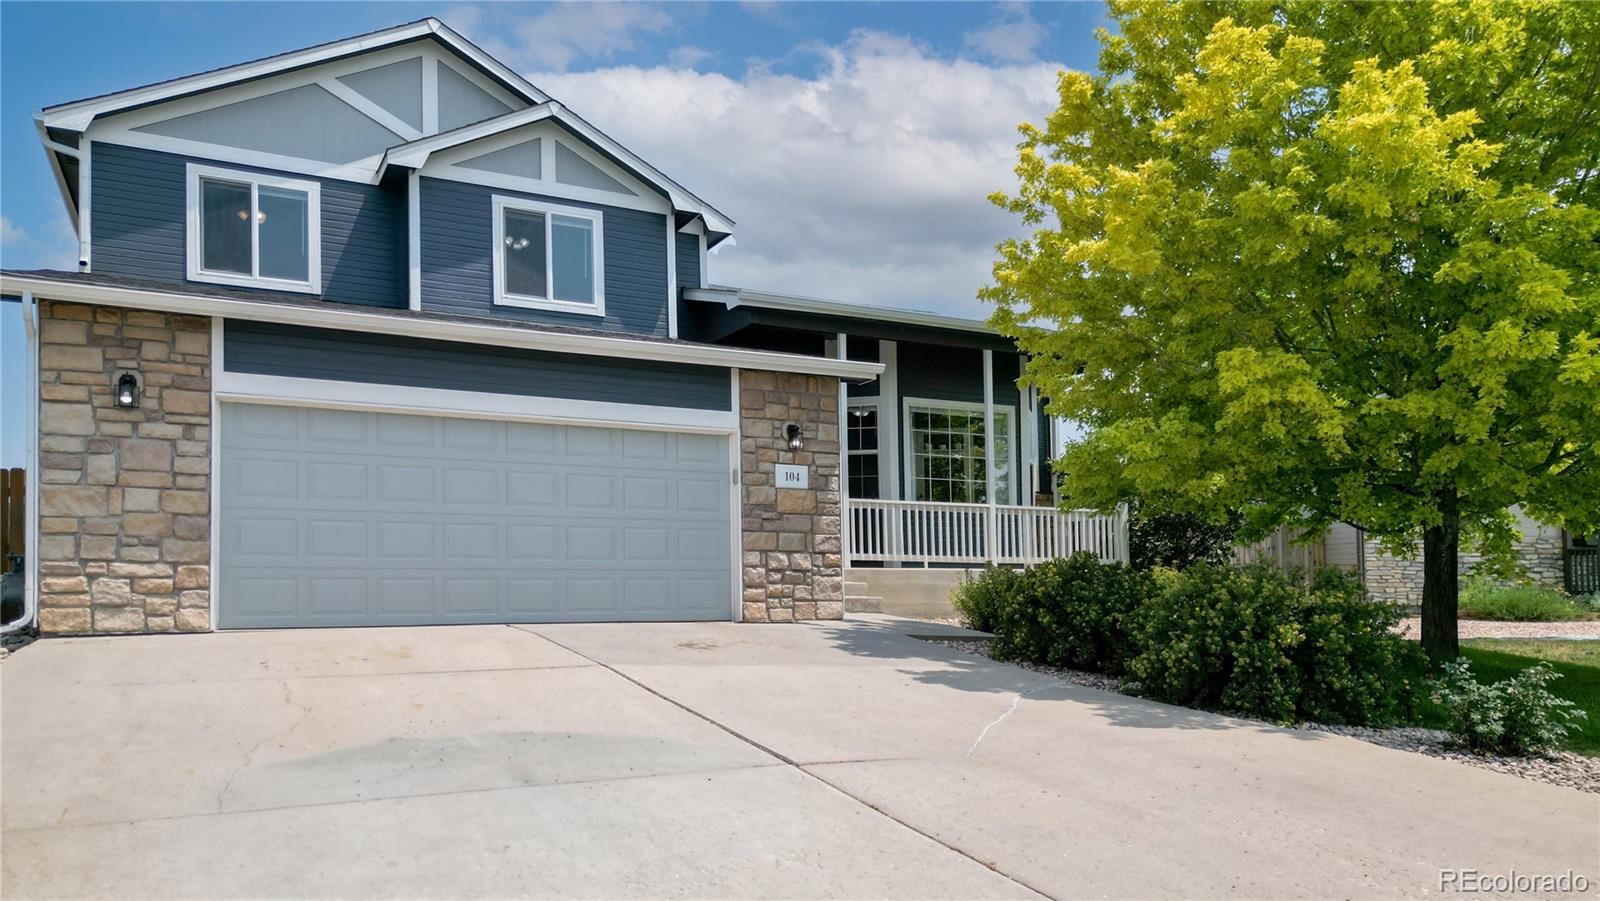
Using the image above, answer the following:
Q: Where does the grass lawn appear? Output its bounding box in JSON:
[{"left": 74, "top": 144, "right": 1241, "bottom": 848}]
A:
[{"left": 1418, "top": 640, "right": 1600, "bottom": 756}]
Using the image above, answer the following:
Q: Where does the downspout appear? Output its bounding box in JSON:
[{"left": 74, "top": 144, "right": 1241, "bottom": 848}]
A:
[{"left": 3, "top": 291, "right": 40, "bottom": 633}]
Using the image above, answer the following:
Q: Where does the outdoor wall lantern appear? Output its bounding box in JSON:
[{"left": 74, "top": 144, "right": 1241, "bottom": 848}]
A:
[
  {"left": 785, "top": 423, "right": 804, "bottom": 451},
  {"left": 114, "top": 372, "right": 140, "bottom": 409}
]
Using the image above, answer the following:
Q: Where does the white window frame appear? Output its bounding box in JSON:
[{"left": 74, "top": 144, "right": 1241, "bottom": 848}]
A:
[
  {"left": 901, "top": 397, "right": 1016, "bottom": 505},
  {"left": 491, "top": 194, "right": 606, "bottom": 317},
  {"left": 846, "top": 397, "right": 882, "bottom": 500},
  {"left": 185, "top": 162, "right": 321, "bottom": 294}
]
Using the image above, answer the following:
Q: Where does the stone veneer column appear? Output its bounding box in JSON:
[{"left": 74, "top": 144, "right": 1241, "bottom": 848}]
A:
[
  {"left": 739, "top": 370, "right": 844, "bottom": 622},
  {"left": 35, "top": 302, "right": 212, "bottom": 634}
]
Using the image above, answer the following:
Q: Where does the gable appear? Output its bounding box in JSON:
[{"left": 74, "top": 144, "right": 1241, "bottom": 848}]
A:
[
  {"left": 337, "top": 57, "right": 423, "bottom": 131},
  {"left": 89, "top": 40, "right": 530, "bottom": 182},
  {"left": 424, "top": 121, "right": 663, "bottom": 214},
  {"left": 134, "top": 84, "right": 403, "bottom": 165}
]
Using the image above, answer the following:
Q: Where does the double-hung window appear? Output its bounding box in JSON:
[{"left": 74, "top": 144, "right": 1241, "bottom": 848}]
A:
[
  {"left": 906, "top": 401, "right": 1013, "bottom": 504},
  {"left": 186, "top": 164, "right": 320, "bottom": 293},
  {"left": 492, "top": 195, "right": 605, "bottom": 315}
]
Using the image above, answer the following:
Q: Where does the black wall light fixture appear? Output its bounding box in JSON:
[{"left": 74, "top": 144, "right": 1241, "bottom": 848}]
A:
[
  {"left": 114, "top": 372, "right": 140, "bottom": 409},
  {"left": 785, "top": 423, "right": 804, "bottom": 451}
]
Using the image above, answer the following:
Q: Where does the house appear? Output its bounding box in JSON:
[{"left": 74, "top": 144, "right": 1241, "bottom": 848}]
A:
[{"left": 2, "top": 19, "right": 1125, "bottom": 636}]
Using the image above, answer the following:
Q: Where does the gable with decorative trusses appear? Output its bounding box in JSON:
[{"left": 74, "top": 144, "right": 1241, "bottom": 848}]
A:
[{"left": 89, "top": 40, "right": 527, "bottom": 184}]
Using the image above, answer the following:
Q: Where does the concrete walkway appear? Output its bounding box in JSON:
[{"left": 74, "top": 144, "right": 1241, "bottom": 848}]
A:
[{"left": 3, "top": 617, "right": 1596, "bottom": 898}]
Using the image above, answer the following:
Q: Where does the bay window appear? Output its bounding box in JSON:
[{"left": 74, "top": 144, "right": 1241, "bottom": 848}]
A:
[
  {"left": 186, "top": 164, "right": 320, "bottom": 293},
  {"left": 493, "top": 195, "right": 604, "bottom": 315},
  {"left": 906, "top": 401, "right": 1013, "bottom": 504}
]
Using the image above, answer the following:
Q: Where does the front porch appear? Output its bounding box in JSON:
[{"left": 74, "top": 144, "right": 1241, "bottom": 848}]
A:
[{"left": 845, "top": 499, "right": 1128, "bottom": 567}]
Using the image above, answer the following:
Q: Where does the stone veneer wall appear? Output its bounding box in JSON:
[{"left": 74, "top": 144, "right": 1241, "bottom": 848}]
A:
[
  {"left": 739, "top": 371, "right": 844, "bottom": 622},
  {"left": 35, "top": 302, "right": 212, "bottom": 634},
  {"left": 1363, "top": 510, "right": 1567, "bottom": 605}
]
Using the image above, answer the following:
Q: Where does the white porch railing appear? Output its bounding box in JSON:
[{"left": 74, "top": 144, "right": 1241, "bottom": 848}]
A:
[{"left": 846, "top": 500, "right": 1129, "bottom": 566}]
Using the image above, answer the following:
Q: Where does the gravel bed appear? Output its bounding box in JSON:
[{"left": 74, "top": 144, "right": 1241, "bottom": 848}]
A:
[
  {"left": 921, "top": 635, "right": 1600, "bottom": 794},
  {"left": 1394, "top": 617, "right": 1600, "bottom": 640}
]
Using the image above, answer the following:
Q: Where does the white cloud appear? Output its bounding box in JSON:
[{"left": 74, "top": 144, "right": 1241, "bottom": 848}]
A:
[
  {"left": 667, "top": 45, "right": 714, "bottom": 70},
  {"left": 530, "top": 31, "right": 1061, "bottom": 317},
  {"left": 963, "top": 3, "right": 1048, "bottom": 64},
  {"left": 477, "top": 2, "right": 678, "bottom": 72},
  {"left": 0, "top": 215, "right": 78, "bottom": 271}
]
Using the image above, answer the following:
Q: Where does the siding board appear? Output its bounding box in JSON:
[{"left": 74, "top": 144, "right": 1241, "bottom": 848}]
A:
[
  {"left": 675, "top": 231, "right": 701, "bottom": 290},
  {"left": 91, "top": 142, "right": 405, "bottom": 308},
  {"left": 419, "top": 177, "right": 670, "bottom": 336},
  {"left": 224, "top": 320, "right": 731, "bottom": 411}
]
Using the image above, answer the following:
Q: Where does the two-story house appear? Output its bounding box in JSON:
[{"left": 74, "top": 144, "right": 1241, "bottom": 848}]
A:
[{"left": 3, "top": 19, "right": 1124, "bottom": 636}]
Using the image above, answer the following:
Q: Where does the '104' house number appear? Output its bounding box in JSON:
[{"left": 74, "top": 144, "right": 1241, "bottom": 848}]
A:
[{"left": 774, "top": 464, "right": 809, "bottom": 490}]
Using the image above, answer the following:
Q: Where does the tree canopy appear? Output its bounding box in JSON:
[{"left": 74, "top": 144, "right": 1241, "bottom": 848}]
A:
[{"left": 985, "top": 0, "right": 1600, "bottom": 657}]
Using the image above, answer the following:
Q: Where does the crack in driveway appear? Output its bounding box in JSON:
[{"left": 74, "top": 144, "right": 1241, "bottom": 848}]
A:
[
  {"left": 966, "top": 683, "right": 1062, "bottom": 756},
  {"left": 215, "top": 680, "right": 314, "bottom": 811}
]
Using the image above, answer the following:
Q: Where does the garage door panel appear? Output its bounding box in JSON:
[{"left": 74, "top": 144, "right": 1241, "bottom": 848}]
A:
[{"left": 220, "top": 404, "right": 732, "bottom": 627}]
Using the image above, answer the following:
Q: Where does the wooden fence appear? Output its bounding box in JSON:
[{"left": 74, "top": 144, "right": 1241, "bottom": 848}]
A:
[{"left": 1, "top": 468, "right": 22, "bottom": 564}]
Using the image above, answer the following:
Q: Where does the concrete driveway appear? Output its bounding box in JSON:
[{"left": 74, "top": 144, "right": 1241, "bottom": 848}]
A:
[{"left": 3, "top": 617, "right": 1595, "bottom": 899}]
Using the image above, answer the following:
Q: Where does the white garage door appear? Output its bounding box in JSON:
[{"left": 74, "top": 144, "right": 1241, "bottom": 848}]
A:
[{"left": 218, "top": 403, "right": 733, "bottom": 628}]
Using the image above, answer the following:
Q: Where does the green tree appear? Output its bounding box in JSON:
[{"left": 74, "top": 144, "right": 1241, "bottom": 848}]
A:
[{"left": 986, "top": 0, "right": 1600, "bottom": 659}]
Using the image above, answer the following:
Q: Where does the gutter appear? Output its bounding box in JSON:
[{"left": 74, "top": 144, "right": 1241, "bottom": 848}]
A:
[
  {"left": 0, "top": 274, "right": 884, "bottom": 383},
  {"left": 3, "top": 292, "right": 39, "bottom": 635},
  {"left": 685, "top": 286, "right": 998, "bottom": 335}
]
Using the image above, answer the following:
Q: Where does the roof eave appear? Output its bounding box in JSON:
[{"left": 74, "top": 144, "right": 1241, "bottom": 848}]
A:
[
  {"left": 0, "top": 273, "right": 881, "bottom": 382},
  {"left": 684, "top": 286, "right": 997, "bottom": 335}
]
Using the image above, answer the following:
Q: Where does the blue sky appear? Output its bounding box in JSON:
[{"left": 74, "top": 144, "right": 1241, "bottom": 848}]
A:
[{"left": 0, "top": 1, "right": 1109, "bottom": 464}]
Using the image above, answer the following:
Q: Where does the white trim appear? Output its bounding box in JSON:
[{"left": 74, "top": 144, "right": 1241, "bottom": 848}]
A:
[
  {"left": 421, "top": 54, "right": 439, "bottom": 135},
  {"left": 407, "top": 169, "right": 421, "bottom": 310},
  {"left": 215, "top": 371, "right": 739, "bottom": 434},
  {"left": 730, "top": 368, "right": 743, "bottom": 623},
  {"left": 698, "top": 233, "right": 708, "bottom": 288},
  {"left": 33, "top": 115, "right": 79, "bottom": 235},
  {"left": 879, "top": 340, "right": 900, "bottom": 500},
  {"left": 665, "top": 216, "right": 678, "bottom": 339},
  {"left": 983, "top": 349, "right": 997, "bottom": 548},
  {"left": 491, "top": 194, "right": 606, "bottom": 317},
  {"left": 185, "top": 162, "right": 323, "bottom": 294},
  {"left": 835, "top": 333, "right": 849, "bottom": 562},
  {"left": 40, "top": 18, "right": 547, "bottom": 132},
  {"left": 901, "top": 396, "right": 1017, "bottom": 507},
  {"left": 209, "top": 317, "right": 223, "bottom": 631},
  {"left": 420, "top": 121, "right": 670, "bottom": 216},
  {"left": 0, "top": 274, "right": 885, "bottom": 380},
  {"left": 78, "top": 138, "right": 91, "bottom": 270},
  {"left": 685, "top": 286, "right": 996, "bottom": 335},
  {"left": 379, "top": 103, "right": 735, "bottom": 234},
  {"left": 317, "top": 76, "right": 423, "bottom": 142},
  {"left": 3, "top": 292, "right": 41, "bottom": 634}
]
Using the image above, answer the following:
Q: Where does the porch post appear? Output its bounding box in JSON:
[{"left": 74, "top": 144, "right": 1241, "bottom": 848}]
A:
[
  {"left": 879, "top": 340, "right": 899, "bottom": 500},
  {"left": 836, "top": 333, "right": 849, "bottom": 566},
  {"left": 983, "top": 349, "right": 996, "bottom": 562}
]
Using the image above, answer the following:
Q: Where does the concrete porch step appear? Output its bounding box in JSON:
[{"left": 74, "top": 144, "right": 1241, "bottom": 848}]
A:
[
  {"left": 844, "top": 595, "right": 885, "bottom": 614},
  {"left": 843, "top": 580, "right": 871, "bottom": 597}
]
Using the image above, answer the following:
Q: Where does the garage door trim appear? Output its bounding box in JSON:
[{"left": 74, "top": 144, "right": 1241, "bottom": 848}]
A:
[{"left": 210, "top": 348, "right": 743, "bottom": 628}]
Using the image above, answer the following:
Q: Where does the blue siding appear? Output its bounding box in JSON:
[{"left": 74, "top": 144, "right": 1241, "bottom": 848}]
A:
[
  {"left": 895, "top": 342, "right": 1023, "bottom": 500},
  {"left": 675, "top": 231, "right": 700, "bottom": 291},
  {"left": 224, "top": 320, "right": 731, "bottom": 411},
  {"left": 419, "top": 177, "right": 669, "bottom": 336},
  {"left": 91, "top": 142, "right": 405, "bottom": 308}
]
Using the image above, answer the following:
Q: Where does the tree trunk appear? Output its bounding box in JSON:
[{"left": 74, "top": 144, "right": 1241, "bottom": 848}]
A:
[{"left": 1420, "top": 492, "right": 1460, "bottom": 661}]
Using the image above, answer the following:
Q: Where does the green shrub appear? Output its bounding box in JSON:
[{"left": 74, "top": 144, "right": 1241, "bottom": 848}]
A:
[
  {"left": 987, "top": 553, "right": 1154, "bottom": 676},
  {"left": 1457, "top": 576, "right": 1582, "bottom": 621},
  {"left": 952, "top": 565, "right": 1021, "bottom": 634},
  {"left": 1128, "top": 565, "right": 1422, "bottom": 725},
  {"left": 1432, "top": 660, "right": 1588, "bottom": 756}
]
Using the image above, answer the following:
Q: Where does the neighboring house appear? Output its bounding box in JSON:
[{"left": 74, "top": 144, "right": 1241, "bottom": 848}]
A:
[
  {"left": 2, "top": 19, "right": 1123, "bottom": 636},
  {"left": 1244, "top": 510, "right": 1598, "bottom": 602}
]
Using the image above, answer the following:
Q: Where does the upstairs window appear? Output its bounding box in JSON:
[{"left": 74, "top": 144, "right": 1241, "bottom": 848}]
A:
[
  {"left": 492, "top": 195, "right": 605, "bottom": 316},
  {"left": 186, "top": 164, "right": 320, "bottom": 293}
]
